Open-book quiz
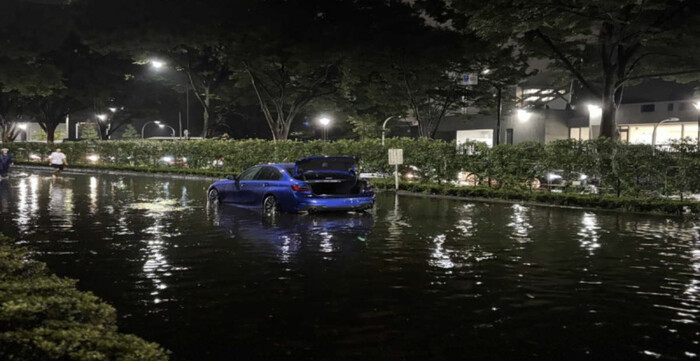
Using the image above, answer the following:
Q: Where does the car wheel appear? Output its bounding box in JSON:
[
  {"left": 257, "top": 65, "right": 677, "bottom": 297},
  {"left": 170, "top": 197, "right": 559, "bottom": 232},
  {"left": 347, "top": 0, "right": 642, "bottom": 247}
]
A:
[
  {"left": 263, "top": 195, "right": 279, "bottom": 216},
  {"left": 208, "top": 188, "right": 220, "bottom": 203}
]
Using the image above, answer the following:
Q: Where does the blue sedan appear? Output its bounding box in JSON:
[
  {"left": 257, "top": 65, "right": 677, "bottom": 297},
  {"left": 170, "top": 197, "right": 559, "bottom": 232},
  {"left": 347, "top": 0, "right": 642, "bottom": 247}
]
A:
[{"left": 207, "top": 156, "right": 375, "bottom": 213}]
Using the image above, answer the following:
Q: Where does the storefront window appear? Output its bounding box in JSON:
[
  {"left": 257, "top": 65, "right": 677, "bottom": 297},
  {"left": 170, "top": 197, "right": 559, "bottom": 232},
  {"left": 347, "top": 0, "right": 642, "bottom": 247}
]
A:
[
  {"left": 569, "top": 127, "right": 590, "bottom": 140},
  {"left": 628, "top": 123, "right": 695, "bottom": 145},
  {"left": 656, "top": 124, "right": 683, "bottom": 145},
  {"left": 628, "top": 125, "right": 654, "bottom": 144},
  {"left": 684, "top": 124, "right": 698, "bottom": 142}
]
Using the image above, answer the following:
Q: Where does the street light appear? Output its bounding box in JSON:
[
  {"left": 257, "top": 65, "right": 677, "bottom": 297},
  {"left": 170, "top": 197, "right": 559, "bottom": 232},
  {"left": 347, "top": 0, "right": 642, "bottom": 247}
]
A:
[
  {"left": 652, "top": 117, "right": 680, "bottom": 155},
  {"left": 17, "top": 123, "right": 28, "bottom": 141},
  {"left": 587, "top": 104, "right": 602, "bottom": 140},
  {"left": 319, "top": 117, "right": 331, "bottom": 141},
  {"left": 141, "top": 120, "right": 162, "bottom": 139},
  {"left": 381, "top": 115, "right": 403, "bottom": 146},
  {"left": 96, "top": 114, "right": 107, "bottom": 121},
  {"left": 148, "top": 58, "right": 186, "bottom": 138},
  {"left": 516, "top": 109, "right": 532, "bottom": 122},
  {"left": 150, "top": 60, "right": 165, "bottom": 70},
  {"left": 159, "top": 124, "right": 176, "bottom": 137}
]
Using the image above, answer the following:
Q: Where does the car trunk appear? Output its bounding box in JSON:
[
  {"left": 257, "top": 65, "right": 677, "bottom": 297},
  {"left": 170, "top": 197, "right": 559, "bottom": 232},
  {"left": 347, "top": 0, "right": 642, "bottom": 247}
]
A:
[{"left": 295, "top": 156, "right": 362, "bottom": 196}]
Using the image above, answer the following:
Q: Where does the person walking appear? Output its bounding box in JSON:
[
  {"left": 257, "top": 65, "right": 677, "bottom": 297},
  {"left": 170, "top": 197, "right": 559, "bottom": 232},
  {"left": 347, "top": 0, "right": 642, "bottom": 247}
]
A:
[
  {"left": 0, "top": 148, "right": 14, "bottom": 178},
  {"left": 49, "top": 148, "right": 68, "bottom": 175}
]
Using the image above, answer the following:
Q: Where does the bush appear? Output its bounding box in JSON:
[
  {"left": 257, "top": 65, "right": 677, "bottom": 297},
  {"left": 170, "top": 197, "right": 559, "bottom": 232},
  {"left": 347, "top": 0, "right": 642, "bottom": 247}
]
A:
[
  {"left": 372, "top": 179, "right": 699, "bottom": 216},
  {"left": 4, "top": 137, "right": 700, "bottom": 198},
  {"left": 0, "top": 234, "right": 169, "bottom": 361}
]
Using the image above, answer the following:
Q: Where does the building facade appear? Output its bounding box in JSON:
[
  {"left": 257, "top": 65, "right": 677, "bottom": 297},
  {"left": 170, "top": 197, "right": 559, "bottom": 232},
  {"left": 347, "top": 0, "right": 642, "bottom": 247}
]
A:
[{"left": 439, "top": 79, "right": 699, "bottom": 147}]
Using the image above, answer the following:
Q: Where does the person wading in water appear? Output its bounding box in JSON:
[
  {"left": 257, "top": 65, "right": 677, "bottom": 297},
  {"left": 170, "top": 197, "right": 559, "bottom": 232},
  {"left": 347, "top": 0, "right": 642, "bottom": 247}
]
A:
[
  {"left": 48, "top": 148, "right": 68, "bottom": 175},
  {"left": 0, "top": 148, "right": 14, "bottom": 179}
]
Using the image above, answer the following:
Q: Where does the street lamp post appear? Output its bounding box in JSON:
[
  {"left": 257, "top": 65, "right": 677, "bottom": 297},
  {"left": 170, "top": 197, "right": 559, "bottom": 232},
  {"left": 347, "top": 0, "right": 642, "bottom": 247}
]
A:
[
  {"left": 160, "top": 124, "right": 176, "bottom": 137},
  {"left": 17, "top": 123, "right": 28, "bottom": 141},
  {"left": 150, "top": 59, "right": 188, "bottom": 138},
  {"left": 96, "top": 114, "right": 109, "bottom": 140},
  {"left": 652, "top": 117, "right": 680, "bottom": 155},
  {"left": 141, "top": 120, "right": 162, "bottom": 139},
  {"left": 319, "top": 117, "right": 331, "bottom": 141},
  {"left": 381, "top": 115, "right": 403, "bottom": 146}
]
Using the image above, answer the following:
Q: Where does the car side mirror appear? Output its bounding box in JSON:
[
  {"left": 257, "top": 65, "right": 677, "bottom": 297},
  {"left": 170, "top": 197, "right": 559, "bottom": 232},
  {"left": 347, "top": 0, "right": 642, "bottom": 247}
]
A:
[{"left": 225, "top": 174, "right": 236, "bottom": 181}]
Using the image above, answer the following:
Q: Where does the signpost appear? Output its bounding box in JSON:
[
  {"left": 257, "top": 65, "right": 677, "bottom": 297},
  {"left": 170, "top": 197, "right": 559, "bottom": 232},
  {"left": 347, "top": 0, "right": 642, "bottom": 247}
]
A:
[{"left": 388, "top": 149, "right": 403, "bottom": 190}]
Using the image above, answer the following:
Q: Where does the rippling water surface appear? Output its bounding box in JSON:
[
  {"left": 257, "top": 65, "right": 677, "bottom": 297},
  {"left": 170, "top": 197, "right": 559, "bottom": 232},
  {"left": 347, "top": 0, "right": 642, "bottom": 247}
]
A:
[{"left": 1, "top": 172, "right": 699, "bottom": 360}]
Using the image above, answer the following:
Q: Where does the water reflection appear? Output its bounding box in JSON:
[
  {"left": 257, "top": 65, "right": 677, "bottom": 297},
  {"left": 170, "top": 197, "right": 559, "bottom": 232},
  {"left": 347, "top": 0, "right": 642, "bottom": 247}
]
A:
[
  {"left": 213, "top": 204, "right": 374, "bottom": 263},
  {"left": 386, "top": 193, "right": 410, "bottom": 240},
  {"left": 429, "top": 234, "right": 454, "bottom": 269},
  {"left": 89, "top": 176, "right": 98, "bottom": 214},
  {"left": 0, "top": 180, "right": 10, "bottom": 213},
  {"left": 578, "top": 212, "right": 601, "bottom": 254},
  {"left": 48, "top": 178, "right": 75, "bottom": 229},
  {"left": 508, "top": 204, "right": 531, "bottom": 243}
]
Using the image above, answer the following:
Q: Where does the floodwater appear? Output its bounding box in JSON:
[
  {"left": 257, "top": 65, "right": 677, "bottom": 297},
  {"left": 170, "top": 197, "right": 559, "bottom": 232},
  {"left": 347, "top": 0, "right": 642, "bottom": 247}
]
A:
[{"left": 1, "top": 172, "right": 699, "bottom": 361}]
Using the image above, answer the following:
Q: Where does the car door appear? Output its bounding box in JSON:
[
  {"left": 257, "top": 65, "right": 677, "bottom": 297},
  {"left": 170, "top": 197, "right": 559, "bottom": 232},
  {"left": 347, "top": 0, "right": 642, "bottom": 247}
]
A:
[
  {"left": 248, "top": 166, "right": 284, "bottom": 206},
  {"left": 231, "top": 166, "right": 261, "bottom": 204}
]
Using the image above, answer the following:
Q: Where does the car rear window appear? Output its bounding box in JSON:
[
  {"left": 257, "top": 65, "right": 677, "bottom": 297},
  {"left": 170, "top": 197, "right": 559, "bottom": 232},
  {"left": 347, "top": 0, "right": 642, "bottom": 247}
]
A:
[{"left": 298, "top": 159, "right": 355, "bottom": 173}]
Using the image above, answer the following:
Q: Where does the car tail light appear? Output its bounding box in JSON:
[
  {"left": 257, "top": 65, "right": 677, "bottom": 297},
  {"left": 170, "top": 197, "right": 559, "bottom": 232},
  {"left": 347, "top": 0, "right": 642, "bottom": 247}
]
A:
[
  {"left": 291, "top": 184, "right": 310, "bottom": 192},
  {"left": 365, "top": 182, "right": 373, "bottom": 191}
]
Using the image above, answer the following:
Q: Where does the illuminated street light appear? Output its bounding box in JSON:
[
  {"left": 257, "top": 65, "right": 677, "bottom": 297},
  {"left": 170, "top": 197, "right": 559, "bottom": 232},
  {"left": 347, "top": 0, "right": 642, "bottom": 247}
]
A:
[
  {"left": 97, "top": 114, "right": 107, "bottom": 121},
  {"left": 318, "top": 117, "right": 331, "bottom": 141},
  {"left": 16, "top": 123, "right": 28, "bottom": 142},
  {"left": 586, "top": 104, "right": 602, "bottom": 116},
  {"left": 108, "top": 107, "right": 118, "bottom": 113},
  {"left": 516, "top": 109, "right": 531, "bottom": 122},
  {"left": 586, "top": 104, "right": 602, "bottom": 139},
  {"left": 147, "top": 59, "right": 186, "bottom": 137},
  {"left": 150, "top": 60, "right": 165, "bottom": 70},
  {"left": 142, "top": 120, "right": 163, "bottom": 139}
]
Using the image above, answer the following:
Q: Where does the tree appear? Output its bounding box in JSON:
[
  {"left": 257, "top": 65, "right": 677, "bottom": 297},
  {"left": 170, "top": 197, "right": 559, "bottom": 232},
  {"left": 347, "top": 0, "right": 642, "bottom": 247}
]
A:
[
  {"left": 340, "top": 3, "right": 528, "bottom": 139},
  {"left": 80, "top": 123, "right": 99, "bottom": 140},
  {"left": 34, "top": 126, "right": 66, "bottom": 142},
  {"left": 78, "top": 0, "right": 247, "bottom": 138},
  {"left": 0, "top": 0, "right": 65, "bottom": 142},
  {"left": 120, "top": 124, "right": 139, "bottom": 139},
  {"left": 440, "top": 0, "right": 700, "bottom": 138},
  {"left": 230, "top": 0, "right": 355, "bottom": 141}
]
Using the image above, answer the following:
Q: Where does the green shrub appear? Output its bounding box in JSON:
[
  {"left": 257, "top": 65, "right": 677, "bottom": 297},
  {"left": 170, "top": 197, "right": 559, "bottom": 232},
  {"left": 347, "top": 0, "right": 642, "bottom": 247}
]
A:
[
  {"left": 4, "top": 137, "right": 700, "bottom": 198},
  {"left": 0, "top": 234, "right": 169, "bottom": 361},
  {"left": 372, "top": 179, "right": 699, "bottom": 216}
]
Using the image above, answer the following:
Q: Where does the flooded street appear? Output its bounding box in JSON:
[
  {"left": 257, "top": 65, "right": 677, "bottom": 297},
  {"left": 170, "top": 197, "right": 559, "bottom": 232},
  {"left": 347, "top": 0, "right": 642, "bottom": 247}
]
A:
[{"left": 1, "top": 172, "right": 699, "bottom": 360}]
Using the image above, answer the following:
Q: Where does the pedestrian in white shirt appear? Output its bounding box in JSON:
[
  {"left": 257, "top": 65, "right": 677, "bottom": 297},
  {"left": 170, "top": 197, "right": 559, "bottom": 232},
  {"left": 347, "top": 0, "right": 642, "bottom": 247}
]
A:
[{"left": 48, "top": 148, "right": 68, "bottom": 175}]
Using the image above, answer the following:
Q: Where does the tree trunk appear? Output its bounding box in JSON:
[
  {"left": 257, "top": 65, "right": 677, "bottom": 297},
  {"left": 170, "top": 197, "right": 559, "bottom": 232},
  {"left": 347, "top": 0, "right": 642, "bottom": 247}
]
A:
[
  {"left": 201, "top": 86, "right": 210, "bottom": 138},
  {"left": 47, "top": 127, "right": 55, "bottom": 143},
  {"left": 600, "top": 80, "right": 617, "bottom": 138}
]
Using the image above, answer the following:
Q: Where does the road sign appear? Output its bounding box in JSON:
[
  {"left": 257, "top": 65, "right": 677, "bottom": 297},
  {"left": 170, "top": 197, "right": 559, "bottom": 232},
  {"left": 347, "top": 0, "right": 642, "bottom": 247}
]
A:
[
  {"left": 388, "top": 149, "right": 403, "bottom": 165},
  {"left": 462, "top": 73, "right": 478, "bottom": 85}
]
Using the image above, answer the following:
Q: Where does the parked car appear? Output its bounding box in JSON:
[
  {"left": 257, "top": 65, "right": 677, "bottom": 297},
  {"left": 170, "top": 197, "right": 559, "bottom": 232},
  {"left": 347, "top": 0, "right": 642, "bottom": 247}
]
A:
[{"left": 207, "top": 156, "right": 375, "bottom": 213}]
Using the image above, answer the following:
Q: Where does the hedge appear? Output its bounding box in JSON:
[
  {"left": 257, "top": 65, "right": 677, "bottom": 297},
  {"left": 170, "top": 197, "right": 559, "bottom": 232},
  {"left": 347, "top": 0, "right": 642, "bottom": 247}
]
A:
[
  {"left": 0, "top": 234, "right": 169, "bottom": 361},
  {"left": 371, "top": 179, "right": 700, "bottom": 216},
  {"left": 3, "top": 137, "right": 699, "bottom": 198}
]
